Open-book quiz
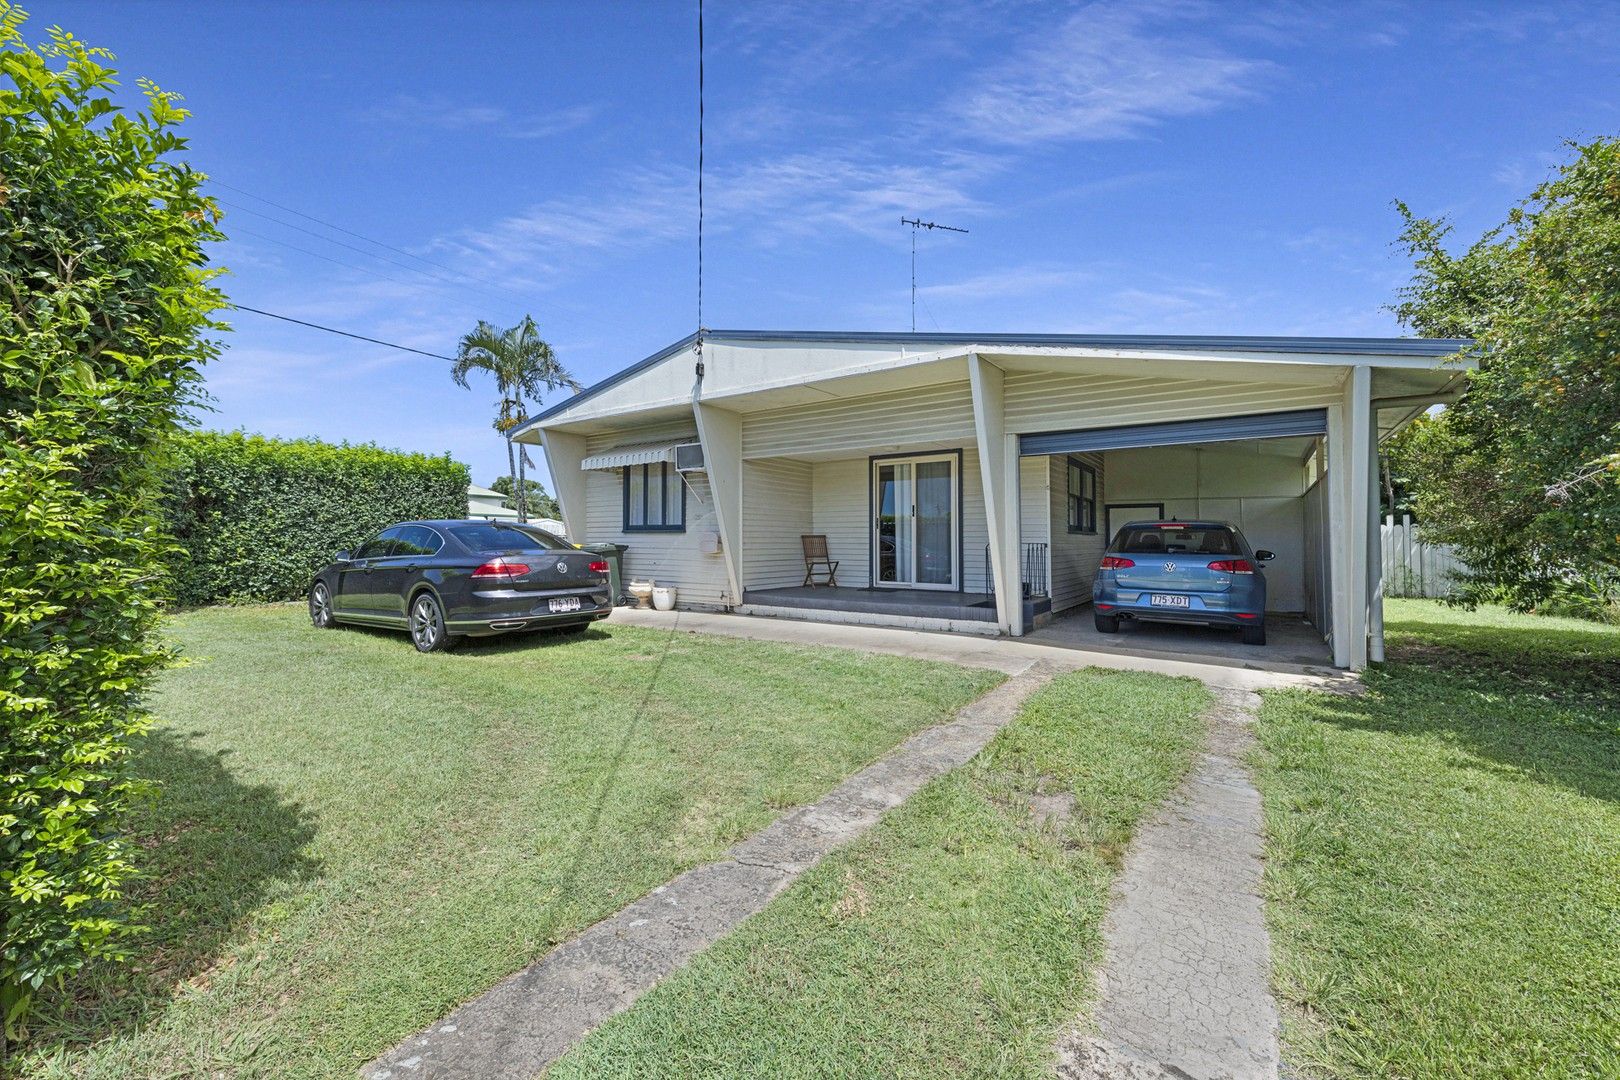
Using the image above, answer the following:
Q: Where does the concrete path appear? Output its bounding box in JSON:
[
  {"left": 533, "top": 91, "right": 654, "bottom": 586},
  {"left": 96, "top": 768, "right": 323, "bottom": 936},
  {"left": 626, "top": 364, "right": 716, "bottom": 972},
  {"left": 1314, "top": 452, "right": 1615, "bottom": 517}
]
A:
[
  {"left": 610, "top": 607, "right": 1352, "bottom": 693},
  {"left": 364, "top": 662, "right": 1059, "bottom": 1080},
  {"left": 1055, "top": 687, "right": 1280, "bottom": 1080}
]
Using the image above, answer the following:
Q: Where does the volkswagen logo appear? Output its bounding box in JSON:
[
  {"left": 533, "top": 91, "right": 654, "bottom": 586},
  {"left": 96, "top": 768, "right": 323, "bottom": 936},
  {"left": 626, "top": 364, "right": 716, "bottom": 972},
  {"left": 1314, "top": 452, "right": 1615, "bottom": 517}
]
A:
[
  {"left": 556, "top": 560, "right": 569, "bottom": 573},
  {"left": 1163, "top": 561, "right": 1177, "bottom": 572}
]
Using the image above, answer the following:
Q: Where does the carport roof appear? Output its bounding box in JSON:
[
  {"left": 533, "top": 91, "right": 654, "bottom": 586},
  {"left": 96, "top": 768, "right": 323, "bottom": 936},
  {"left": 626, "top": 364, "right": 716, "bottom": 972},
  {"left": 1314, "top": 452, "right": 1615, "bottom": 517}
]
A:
[{"left": 521, "top": 328, "right": 1473, "bottom": 431}]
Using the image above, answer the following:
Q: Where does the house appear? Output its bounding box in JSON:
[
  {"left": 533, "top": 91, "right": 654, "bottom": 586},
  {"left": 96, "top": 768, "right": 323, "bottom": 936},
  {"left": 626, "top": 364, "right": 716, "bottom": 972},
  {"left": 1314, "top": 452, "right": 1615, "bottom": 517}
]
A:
[
  {"left": 515, "top": 330, "right": 1470, "bottom": 670},
  {"left": 467, "top": 483, "right": 520, "bottom": 521}
]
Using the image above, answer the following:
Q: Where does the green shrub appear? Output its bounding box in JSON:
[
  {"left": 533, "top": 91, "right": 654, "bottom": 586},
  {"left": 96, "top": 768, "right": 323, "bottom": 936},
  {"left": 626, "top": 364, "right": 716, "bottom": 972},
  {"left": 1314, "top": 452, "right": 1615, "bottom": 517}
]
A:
[
  {"left": 163, "top": 431, "right": 469, "bottom": 606},
  {"left": 1, "top": 6, "right": 226, "bottom": 1036}
]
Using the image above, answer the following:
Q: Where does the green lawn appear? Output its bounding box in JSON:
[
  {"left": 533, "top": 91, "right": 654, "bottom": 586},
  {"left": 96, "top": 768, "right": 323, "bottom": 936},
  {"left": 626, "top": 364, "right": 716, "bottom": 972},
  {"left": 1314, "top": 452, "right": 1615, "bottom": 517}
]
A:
[
  {"left": 549, "top": 668, "right": 1212, "bottom": 1079},
  {"left": 16, "top": 605, "right": 1000, "bottom": 1079},
  {"left": 1253, "top": 600, "right": 1620, "bottom": 1079}
]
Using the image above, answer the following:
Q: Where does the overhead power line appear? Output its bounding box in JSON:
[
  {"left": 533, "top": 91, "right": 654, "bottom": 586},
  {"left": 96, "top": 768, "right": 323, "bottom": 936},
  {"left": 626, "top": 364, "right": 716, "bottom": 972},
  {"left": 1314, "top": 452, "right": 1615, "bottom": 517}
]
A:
[
  {"left": 206, "top": 178, "right": 609, "bottom": 332},
  {"left": 230, "top": 303, "right": 457, "bottom": 362}
]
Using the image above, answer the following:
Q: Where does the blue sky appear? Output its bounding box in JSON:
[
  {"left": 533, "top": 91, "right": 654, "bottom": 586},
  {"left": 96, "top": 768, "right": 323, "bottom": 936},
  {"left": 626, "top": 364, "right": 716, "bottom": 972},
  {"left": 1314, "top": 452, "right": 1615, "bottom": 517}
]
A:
[{"left": 49, "top": 1, "right": 1620, "bottom": 490}]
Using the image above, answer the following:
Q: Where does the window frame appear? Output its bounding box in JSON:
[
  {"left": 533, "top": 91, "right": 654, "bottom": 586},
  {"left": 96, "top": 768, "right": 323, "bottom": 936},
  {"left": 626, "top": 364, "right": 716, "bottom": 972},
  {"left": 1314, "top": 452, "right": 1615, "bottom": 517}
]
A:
[
  {"left": 1066, "top": 457, "right": 1098, "bottom": 535},
  {"left": 622, "top": 461, "right": 687, "bottom": 533}
]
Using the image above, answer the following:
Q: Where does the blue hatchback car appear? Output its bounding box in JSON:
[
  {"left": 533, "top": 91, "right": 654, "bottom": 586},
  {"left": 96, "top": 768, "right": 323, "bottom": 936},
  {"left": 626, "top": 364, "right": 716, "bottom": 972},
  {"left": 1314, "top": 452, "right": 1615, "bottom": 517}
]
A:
[{"left": 1092, "top": 520, "right": 1274, "bottom": 646}]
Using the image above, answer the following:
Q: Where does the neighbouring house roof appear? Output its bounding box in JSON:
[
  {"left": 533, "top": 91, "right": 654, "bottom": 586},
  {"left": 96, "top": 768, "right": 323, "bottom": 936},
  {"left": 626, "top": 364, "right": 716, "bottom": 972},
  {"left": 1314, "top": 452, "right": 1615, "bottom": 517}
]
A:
[
  {"left": 467, "top": 484, "right": 507, "bottom": 498},
  {"left": 518, "top": 328, "right": 1474, "bottom": 434}
]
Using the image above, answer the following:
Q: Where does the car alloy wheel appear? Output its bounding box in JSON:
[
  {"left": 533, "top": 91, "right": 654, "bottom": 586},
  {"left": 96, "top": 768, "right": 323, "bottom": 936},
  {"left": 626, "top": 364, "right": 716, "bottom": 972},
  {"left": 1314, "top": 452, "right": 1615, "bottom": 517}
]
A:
[
  {"left": 310, "top": 583, "right": 335, "bottom": 628},
  {"left": 410, "top": 593, "right": 448, "bottom": 652}
]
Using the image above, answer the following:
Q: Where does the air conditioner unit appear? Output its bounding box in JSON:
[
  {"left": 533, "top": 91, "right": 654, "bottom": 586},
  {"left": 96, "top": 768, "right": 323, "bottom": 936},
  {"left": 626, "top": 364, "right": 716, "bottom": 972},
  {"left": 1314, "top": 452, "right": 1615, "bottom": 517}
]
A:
[{"left": 674, "top": 442, "right": 706, "bottom": 472}]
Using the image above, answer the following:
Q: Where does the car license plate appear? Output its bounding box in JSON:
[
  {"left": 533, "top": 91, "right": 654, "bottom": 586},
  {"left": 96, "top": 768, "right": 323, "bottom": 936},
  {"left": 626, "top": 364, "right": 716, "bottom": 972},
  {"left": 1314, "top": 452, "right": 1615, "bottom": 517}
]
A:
[
  {"left": 549, "top": 596, "right": 583, "bottom": 613},
  {"left": 1149, "top": 594, "right": 1190, "bottom": 608}
]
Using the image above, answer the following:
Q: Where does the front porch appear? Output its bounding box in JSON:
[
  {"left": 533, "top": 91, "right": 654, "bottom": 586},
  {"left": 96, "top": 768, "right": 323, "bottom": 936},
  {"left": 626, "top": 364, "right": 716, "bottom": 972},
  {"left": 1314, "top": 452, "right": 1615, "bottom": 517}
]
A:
[{"left": 740, "top": 585, "right": 998, "bottom": 623}]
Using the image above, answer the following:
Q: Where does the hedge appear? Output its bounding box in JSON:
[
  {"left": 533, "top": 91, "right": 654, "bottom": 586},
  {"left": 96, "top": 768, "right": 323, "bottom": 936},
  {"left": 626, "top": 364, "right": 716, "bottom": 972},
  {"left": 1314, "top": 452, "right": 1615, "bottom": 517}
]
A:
[
  {"left": 164, "top": 431, "right": 470, "bottom": 606},
  {"left": 1, "top": 9, "right": 228, "bottom": 1035}
]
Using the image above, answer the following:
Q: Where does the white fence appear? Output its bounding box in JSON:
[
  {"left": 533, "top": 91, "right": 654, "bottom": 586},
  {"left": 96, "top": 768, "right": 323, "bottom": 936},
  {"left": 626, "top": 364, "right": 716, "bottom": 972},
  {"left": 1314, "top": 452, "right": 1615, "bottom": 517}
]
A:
[{"left": 1381, "top": 514, "right": 1466, "bottom": 598}]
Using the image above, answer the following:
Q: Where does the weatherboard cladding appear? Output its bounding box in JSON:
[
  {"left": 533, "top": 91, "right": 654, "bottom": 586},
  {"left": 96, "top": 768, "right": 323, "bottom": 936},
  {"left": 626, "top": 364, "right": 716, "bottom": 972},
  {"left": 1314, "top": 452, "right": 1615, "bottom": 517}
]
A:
[
  {"left": 741, "top": 381, "right": 975, "bottom": 459},
  {"left": 526, "top": 329, "right": 1469, "bottom": 427}
]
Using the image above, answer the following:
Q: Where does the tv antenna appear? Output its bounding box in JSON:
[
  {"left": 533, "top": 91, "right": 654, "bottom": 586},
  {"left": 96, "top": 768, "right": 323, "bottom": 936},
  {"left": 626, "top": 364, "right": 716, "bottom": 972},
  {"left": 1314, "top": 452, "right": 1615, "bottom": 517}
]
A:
[{"left": 901, "top": 216, "right": 968, "bottom": 332}]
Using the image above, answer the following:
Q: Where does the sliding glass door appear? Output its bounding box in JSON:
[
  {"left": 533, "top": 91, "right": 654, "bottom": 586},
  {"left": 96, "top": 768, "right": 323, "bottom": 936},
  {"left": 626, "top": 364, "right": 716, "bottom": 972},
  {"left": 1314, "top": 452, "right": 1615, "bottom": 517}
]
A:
[{"left": 873, "top": 453, "right": 958, "bottom": 590}]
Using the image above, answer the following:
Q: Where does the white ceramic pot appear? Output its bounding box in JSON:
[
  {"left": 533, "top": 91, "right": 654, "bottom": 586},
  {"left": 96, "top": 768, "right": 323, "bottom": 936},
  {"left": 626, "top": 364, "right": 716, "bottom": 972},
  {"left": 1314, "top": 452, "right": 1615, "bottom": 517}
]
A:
[
  {"left": 651, "top": 586, "right": 677, "bottom": 611},
  {"left": 627, "top": 580, "right": 655, "bottom": 609}
]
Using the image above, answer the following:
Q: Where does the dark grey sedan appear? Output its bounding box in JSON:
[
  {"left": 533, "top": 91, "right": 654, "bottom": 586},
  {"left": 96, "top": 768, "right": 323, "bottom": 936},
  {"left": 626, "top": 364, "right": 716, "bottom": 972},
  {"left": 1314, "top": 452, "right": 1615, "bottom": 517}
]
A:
[{"left": 308, "top": 520, "right": 611, "bottom": 651}]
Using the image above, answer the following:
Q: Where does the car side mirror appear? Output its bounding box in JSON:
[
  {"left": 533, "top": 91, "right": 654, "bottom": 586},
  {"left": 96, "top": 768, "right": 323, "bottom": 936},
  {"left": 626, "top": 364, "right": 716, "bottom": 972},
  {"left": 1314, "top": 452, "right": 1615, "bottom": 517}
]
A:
[
  {"left": 334, "top": 549, "right": 352, "bottom": 562},
  {"left": 1255, "top": 550, "right": 1276, "bottom": 561}
]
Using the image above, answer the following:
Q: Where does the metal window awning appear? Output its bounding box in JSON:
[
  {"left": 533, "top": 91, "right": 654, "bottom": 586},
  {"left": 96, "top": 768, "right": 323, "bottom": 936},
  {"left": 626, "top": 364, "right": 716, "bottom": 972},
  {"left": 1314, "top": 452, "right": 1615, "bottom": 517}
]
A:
[
  {"left": 1019, "top": 408, "right": 1328, "bottom": 457},
  {"left": 579, "top": 441, "right": 683, "bottom": 471}
]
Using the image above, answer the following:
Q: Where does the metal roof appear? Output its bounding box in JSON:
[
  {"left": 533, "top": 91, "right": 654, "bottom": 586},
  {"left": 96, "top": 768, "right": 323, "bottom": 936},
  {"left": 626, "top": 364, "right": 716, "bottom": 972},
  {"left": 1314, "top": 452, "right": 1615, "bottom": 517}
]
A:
[{"left": 525, "top": 328, "right": 1473, "bottom": 428}]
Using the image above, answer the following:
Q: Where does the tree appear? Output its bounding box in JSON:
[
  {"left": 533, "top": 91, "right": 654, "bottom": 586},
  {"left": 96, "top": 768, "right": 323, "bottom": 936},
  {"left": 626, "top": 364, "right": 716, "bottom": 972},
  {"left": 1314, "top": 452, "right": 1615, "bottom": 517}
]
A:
[
  {"left": 490, "top": 475, "right": 561, "bottom": 521},
  {"left": 1391, "top": 137, "right": 1620, "bottom": 615},
  {"left": 1, "top": 3, "right": 227, "bottom": 1036},
  {"left": 452, "top": 317, "right": 578, "bottom": 522}
]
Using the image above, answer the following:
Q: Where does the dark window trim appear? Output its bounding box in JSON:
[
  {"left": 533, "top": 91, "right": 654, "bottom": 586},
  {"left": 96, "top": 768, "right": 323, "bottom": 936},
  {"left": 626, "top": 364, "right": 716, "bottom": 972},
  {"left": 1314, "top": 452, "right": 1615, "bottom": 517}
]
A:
[
  {"left": 622, "top": 461, "right": 687, "bottom": 533},
  {"left": 1066, "top": 457, "right": 1098, "bottom": 535}
]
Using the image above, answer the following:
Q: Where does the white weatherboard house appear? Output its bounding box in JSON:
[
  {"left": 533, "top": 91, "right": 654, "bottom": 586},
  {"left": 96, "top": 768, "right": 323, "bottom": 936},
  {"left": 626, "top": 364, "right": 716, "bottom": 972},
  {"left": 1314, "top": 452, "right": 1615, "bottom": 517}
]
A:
[{"left": 515, "top": 330, "right": 1469, "bottom": 670}]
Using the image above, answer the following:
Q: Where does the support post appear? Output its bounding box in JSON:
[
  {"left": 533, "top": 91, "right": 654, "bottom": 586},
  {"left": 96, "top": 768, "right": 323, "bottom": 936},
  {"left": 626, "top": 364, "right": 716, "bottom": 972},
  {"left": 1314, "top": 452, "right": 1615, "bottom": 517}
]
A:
[
  {"left": 1344, "top": 365, "right": 1373, "bottom": 670},
  {"left": 1368, "top": 395, "right": 1385, "bottom": 663},
  {"left": 535, "top": 428, "right": 587, "bottom": 543},
  {"left": 968, "top": 353, "right": 1018, "bottom": 634},
  {"left": 1325, "top": 402, "right": 1351, "bottom": 668},
  {"left": 693, "top": 400, "right": 744, "bottom": 607}
]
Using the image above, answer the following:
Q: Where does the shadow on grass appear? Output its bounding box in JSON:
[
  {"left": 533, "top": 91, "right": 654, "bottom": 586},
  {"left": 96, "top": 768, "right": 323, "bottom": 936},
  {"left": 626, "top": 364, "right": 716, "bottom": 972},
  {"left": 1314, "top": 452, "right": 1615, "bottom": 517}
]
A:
[
  {"left": 1295, "top": 617, "right": 1619, "bottom": 804},
  {"left": 22, "top": 728, "right": 319, "bottom": 1057},
  {"left": 330, "top": 620, "right": 618, "bottom": 658}
]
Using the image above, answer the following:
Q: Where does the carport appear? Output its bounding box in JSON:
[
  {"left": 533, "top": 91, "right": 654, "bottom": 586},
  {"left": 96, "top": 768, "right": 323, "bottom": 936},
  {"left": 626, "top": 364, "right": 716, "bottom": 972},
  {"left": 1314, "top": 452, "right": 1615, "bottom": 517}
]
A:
[{"left": 1011, "top": 402, "right": 1356, "bottom": 667}]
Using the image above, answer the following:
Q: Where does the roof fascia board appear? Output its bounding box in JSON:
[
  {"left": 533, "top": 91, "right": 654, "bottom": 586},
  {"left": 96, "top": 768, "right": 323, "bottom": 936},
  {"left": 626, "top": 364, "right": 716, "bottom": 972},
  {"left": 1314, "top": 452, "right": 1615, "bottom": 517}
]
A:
[{"left": 518, "top": 328, "right": 1475, "bottom": 432}]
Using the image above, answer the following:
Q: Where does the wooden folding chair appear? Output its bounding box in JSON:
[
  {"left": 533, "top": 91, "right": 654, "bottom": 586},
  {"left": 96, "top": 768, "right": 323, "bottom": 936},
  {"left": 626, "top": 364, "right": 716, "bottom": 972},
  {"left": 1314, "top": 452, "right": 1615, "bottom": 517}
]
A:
[{"left": 801, "top": 534, "right": 839, "bottom": 587}]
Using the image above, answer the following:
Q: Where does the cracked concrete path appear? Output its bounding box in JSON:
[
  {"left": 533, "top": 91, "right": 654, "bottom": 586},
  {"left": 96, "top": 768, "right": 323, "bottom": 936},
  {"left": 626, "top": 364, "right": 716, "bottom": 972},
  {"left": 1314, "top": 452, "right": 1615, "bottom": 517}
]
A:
[
  {"left": 1056, "top": 686, "right": 1280, "bottom": 1080},
  {"left": 363, "top": 661, "right": 1058, "bottom": 1080}
]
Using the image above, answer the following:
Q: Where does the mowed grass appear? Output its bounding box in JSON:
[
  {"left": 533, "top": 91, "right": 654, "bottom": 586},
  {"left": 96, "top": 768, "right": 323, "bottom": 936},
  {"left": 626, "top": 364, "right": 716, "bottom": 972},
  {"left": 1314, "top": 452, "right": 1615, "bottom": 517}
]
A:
[
  {"left": 549, "top": 668, "right": 1212, "bottom": 1079},
  {"left": 16, "top": 605, "right": 1001, "bottom": 1079},
  {"left": 1253, "top": 600, "right": 1620, "bottom": 1079}
]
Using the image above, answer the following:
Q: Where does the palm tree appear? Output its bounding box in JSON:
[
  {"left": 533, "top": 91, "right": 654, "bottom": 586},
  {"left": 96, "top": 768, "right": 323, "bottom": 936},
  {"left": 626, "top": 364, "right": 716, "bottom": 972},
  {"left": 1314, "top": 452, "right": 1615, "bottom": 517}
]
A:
[{"left": 452, "top": 316, "right": 579, "bottom": 522}]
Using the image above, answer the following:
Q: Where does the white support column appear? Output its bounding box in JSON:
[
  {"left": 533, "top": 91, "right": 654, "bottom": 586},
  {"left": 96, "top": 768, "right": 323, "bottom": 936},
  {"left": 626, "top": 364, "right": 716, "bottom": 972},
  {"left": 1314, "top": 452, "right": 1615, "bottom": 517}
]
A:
[
  {"left": 1003, "top": 433, "right": 1024, "bottom": 636},
  {"left": 536, "top": 428, "right": 587, "bottom": 543},
  {"left": 1344, "top": 365, "right": 1374, "bottom": 670},
  {"left": 693, "top": 400, "right": 744, "bottom": 607},
  {"left": 1367, "top": 396, "right": 1386, "bottom": 663},
  {"left": 1325, "top": 402, "right": 1351, "bottom": 668},
  {"left": 968, "top": 353, "right": 1019, "bottom": 635}
]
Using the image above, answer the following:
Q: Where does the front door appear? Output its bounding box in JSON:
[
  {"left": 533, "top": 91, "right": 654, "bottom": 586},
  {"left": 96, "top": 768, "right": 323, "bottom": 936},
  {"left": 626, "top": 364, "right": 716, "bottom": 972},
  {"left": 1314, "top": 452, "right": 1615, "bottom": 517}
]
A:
[{"left": 872, "top": 454, "right": 957, "bottom": 590}]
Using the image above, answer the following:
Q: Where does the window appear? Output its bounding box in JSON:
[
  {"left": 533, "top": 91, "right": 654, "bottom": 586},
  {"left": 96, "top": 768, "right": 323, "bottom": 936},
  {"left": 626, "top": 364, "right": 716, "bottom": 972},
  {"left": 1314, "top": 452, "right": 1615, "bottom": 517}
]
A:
[
  {"left": 394, "top": 525, "right": 443, "bottom": 556},
  {"left": 623, "top": 462, "right": 686, "bottom": 532},
  {"left": 1066, "top": 458, "right": 1097, "bottom": 534},
  {"left": 354, "top": 528, "right": 403, "bottom": 559},
  {"left": 1113, "top": 525, "right": 1238, "bottom": 556},
  {"left": 449, "top": 523, "right": 569, "bottom": 552}
]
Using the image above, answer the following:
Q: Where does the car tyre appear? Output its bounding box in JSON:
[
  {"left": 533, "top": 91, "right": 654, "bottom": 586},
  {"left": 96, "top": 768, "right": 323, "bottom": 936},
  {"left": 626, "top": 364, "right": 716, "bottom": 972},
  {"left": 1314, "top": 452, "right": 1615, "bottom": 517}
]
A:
[
  {"left": 309, "top": 582, "right": 336, "bottom": 629},
  {"left": 1241, "top": 622, "right": 1267, "bottom": 646},
  {"left": 409, "top": 592, "right": 456, "bottom": 653},
  {"left": 1094, "top": 612, "right": 1120, "bottom": 634}
]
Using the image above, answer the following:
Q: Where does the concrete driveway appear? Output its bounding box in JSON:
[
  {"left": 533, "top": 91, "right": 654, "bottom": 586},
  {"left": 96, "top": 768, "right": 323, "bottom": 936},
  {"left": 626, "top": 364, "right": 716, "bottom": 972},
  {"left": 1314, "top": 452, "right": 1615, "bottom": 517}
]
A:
[{"left": 1027, "top": 608, "right": 1335, "bottom": 674}]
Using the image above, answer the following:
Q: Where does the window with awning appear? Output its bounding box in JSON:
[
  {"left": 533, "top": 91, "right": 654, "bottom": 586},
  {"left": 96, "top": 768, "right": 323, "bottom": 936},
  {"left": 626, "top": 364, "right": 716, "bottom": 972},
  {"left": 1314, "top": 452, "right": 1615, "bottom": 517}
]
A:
[{"left": 579, "top": 442, "right": 682, "bottom": 471}]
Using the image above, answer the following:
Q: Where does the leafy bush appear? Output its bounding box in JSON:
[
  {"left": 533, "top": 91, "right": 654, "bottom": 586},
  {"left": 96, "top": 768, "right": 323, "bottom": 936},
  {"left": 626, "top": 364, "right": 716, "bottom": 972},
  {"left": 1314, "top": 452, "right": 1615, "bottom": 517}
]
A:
[
  {"left": 163, "top": 431, "right": 469, "bottom": 606},
  {"left": 1, "top": 6, "right": 226, "bottom": 1036},
  {"left": 1393, "top": 137, "right": 1620, "bottom": 614}
]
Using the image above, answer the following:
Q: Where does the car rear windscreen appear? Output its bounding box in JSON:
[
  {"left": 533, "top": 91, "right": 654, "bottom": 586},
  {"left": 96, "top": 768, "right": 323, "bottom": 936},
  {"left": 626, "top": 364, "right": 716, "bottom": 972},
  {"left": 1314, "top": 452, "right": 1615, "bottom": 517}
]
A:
[
  {"left": 1113, "top": 526, "right": 1239, "bottom": 556},
  {"left": 450, "top": 523, "right": 570, "bottom": 552}
]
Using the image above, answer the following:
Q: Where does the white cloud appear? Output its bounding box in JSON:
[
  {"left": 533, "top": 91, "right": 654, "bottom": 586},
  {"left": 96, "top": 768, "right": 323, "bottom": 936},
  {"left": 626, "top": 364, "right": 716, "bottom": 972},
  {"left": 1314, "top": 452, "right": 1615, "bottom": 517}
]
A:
[
  {"left": 358, "top": 94, "right": 600, "bottom": 140},
  {"left": 955, "top": 2, "right": 1272, "bottom": 144}
]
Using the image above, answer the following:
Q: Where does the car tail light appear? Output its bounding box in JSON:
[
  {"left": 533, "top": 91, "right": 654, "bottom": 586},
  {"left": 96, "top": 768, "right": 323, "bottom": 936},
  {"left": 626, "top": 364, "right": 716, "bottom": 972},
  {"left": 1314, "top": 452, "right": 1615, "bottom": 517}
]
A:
[
  {"left": 472, "top": 558, "right": 529, "bottom": 580},
  {"left": 1207, "top": 559, "right": 1255, "bottom": 574},
  {"left": 1100, "top": 556, "right": 1135, "bottom": 570},
  {"left": 1234, "top": 612, "right": 1259, "bottom": 619},
  {"left": 587, "top": 560, "right": 610, "bottom": 574},
  {"left": 1096, "top": 603, "right": 1115, "bottom": 610}
]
